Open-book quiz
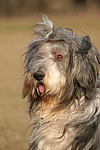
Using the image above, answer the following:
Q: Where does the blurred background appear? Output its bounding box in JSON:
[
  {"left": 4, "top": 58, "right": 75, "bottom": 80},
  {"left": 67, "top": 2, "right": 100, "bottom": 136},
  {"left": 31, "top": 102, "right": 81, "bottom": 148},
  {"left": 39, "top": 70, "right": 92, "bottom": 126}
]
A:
[{"left": 0, "top": 0, "right": 100, "bottom": 150}]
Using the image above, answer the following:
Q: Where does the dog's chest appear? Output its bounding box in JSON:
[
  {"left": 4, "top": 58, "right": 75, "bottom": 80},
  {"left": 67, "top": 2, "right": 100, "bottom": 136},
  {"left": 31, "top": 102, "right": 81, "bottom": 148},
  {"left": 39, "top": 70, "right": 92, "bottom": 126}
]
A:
[{"left": 33, "top": 109, "right": 76, "bottom": 150}]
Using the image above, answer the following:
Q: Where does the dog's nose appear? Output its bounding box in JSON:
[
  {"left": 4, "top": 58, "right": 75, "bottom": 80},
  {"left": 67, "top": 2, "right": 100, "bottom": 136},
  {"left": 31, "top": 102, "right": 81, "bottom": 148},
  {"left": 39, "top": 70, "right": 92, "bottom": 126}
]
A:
[{"left": 34, "top": 71, "right": 45, "bottom": 81}]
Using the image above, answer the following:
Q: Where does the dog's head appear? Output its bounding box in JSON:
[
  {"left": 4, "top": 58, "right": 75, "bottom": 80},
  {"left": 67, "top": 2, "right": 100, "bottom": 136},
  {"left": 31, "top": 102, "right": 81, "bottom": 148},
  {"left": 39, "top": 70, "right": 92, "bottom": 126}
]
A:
[{"left": 23, "top": 15, "right": 100, "bottom": 111}]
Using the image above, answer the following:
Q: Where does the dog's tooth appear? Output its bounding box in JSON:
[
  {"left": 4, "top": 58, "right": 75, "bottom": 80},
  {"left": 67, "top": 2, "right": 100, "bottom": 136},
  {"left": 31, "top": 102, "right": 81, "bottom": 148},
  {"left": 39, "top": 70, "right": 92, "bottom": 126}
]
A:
[
  {"left": 32, "top": 88, "right": 35, "bottom": 96},
  {"left": 37, "top": 87, "right": 40, "bottom": 95}
]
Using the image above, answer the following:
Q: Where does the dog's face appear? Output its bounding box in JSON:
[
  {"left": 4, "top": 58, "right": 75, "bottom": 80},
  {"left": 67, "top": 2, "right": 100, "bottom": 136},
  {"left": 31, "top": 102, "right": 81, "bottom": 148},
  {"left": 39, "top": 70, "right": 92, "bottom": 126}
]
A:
[
  {"left": 23, "top": 42, "right": 68, "bottom": 100},
  {"left": 23, "top": 15, "right": 100, "bottom": 112}
]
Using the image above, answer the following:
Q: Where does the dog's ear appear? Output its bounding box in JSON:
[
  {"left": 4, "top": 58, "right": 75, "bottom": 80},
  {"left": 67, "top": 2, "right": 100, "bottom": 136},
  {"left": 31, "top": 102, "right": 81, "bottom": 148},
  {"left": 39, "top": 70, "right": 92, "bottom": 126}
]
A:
[
  {"left": 74, "top": 65, "right": 96, "bottom": 99},
  {"left": 22, "top": 78, "right": 30, "bottom": 99},
  {"left": 22, "top": 73, "right": 33, "bottom": 98},
  {"left": 74, "top": 44, "right": 99, "bottom": 99},
  {"left": 79, "top": 36, "right": 92, "bottom": 55}
]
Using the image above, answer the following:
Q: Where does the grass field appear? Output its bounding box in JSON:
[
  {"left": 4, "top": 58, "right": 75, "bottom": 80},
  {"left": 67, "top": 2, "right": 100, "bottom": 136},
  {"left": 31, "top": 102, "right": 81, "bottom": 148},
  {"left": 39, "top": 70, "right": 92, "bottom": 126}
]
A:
[{"left": 0, "top": 12, "right": 100, "bottom": 150}]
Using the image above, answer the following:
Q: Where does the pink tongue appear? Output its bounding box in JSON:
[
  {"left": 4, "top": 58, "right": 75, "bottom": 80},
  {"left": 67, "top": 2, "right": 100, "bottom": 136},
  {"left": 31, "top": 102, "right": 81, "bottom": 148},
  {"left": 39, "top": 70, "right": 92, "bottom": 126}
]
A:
[{"left": 38, "top": 85, "right": 45, "bottom": 94}]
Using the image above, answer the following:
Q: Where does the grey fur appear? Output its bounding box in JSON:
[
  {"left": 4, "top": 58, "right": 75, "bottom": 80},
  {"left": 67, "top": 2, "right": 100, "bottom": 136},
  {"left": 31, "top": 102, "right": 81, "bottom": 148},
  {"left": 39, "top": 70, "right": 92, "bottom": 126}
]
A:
[{"left": 23, "top": 15, "right": 100, "bottom": 150}]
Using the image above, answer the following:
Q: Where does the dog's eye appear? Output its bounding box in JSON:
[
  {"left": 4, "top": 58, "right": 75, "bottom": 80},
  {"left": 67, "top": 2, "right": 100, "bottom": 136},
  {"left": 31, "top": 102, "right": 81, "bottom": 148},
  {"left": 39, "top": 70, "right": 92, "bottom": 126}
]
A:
[{"left": 57, "top": 54, "right": 63, "bottom": 60}]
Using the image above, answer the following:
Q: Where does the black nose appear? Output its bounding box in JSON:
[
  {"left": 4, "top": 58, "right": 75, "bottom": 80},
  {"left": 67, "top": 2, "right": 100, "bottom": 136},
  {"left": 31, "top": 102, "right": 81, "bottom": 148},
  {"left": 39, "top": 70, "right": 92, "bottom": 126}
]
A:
[{"left": 34, "top": 71, "right": 45, "bottom": 81}]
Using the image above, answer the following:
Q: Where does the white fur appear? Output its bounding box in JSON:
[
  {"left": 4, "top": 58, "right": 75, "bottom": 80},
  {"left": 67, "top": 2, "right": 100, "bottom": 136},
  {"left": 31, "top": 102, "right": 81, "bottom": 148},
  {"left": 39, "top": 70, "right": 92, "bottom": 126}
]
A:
[{"left": 41, "top": 43, "right": 66, "bottom": 93}]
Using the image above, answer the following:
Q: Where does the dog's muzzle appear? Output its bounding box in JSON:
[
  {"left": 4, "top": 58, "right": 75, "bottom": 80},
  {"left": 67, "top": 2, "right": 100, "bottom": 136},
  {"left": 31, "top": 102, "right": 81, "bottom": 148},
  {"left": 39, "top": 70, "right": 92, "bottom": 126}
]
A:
[
  {"left": 34, "top": 71, "right": 46, "bottom": 94},
  {"left": 34, "top": 71, "right": 45, "bottom": 81}
]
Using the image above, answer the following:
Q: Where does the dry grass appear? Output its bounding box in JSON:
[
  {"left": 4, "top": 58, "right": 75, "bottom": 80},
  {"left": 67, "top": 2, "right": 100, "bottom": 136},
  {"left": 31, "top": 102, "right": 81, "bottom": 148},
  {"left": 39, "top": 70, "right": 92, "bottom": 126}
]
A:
[{"left": 0, "top": 12, "right": 100, "bottom": 150}]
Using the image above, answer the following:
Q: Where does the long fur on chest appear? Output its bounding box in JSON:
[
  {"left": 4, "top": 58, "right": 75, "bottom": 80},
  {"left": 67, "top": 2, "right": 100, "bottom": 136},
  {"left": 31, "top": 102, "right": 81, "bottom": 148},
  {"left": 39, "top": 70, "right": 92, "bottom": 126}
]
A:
[{"left": 28, "top": 93, "right": 100, "bottom": 150}]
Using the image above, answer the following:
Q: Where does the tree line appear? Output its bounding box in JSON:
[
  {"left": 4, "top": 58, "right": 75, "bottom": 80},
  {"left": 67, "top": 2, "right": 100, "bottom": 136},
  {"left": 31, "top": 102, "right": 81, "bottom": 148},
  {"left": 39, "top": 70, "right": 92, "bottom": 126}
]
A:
[{"left": 0, "top": 0, "right": 100, "bottom": 16}]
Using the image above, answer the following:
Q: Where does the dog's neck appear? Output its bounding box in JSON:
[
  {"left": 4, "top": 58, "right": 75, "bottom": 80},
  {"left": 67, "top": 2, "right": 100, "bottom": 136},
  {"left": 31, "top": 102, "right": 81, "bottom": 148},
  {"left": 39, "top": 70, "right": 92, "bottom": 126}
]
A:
[{"left": 29, "top": 92, "right": 100, "bottom": 149}]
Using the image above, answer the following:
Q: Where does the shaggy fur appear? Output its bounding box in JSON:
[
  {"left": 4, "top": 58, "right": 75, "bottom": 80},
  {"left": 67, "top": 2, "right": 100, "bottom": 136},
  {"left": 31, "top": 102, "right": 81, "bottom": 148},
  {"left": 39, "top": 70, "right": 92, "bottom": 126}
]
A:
[{"left": 23, "top": 15, "right": 100, "bottom": 150}]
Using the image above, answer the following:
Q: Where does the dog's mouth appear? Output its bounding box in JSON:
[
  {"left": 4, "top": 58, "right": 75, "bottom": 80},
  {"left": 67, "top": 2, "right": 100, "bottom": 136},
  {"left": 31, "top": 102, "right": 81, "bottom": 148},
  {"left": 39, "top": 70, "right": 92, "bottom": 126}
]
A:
[{"left": 36, "top": 83, "right": 46, "bottom": 95}]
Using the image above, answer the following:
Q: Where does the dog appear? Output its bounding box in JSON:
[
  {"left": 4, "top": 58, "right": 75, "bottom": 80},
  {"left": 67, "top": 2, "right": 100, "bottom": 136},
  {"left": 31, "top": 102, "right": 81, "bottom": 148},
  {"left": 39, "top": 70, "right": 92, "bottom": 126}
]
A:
[{"left": 23, "top": 15, "right": 100, "bottom": 150}]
